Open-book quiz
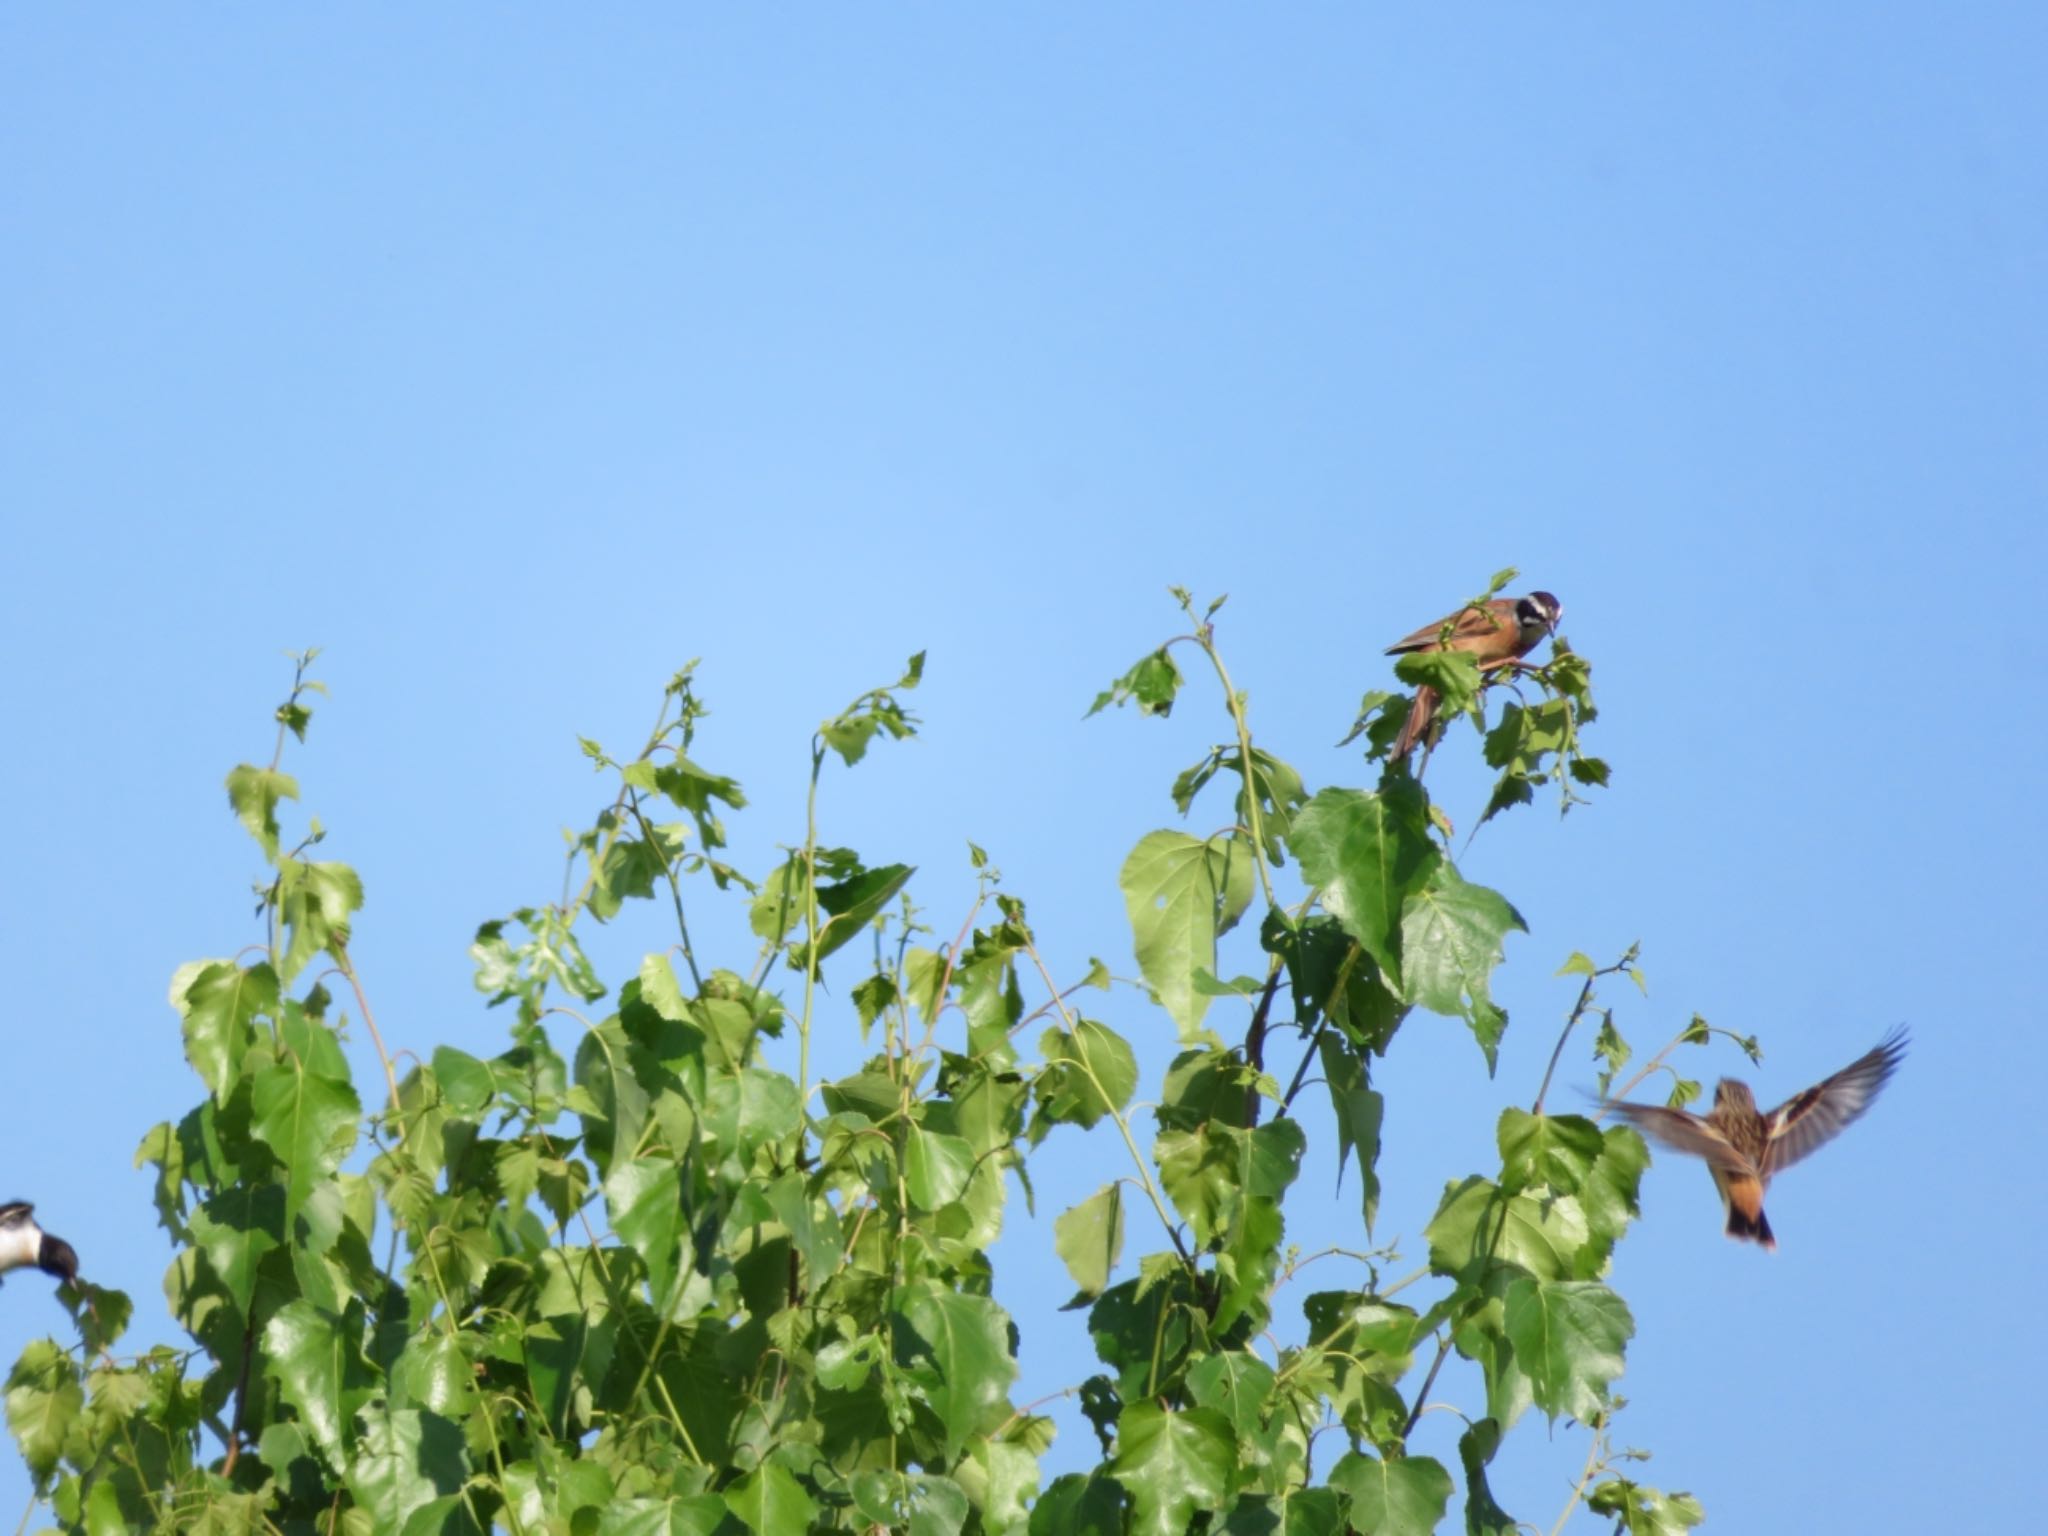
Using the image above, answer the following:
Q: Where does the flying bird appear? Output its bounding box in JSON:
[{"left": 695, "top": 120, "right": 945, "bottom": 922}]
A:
[
  {"left": 1604, "top": 1029, "right": 1908, "bottom": 1249},
  {"left": 1383, "top": 591, "right": 1563, "bottom": 758},
  {"left": 0, "top": 1202, "right": 78, "bottom": 1285}
]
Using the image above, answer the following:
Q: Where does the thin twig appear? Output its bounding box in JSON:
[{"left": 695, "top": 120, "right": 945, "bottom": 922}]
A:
[
  {"left": 1020, "top": 937, "right": 1193, "bottom": 1267},
  {"left": 1243, "top": 964, "right": 1283, "bottom": 1127},
  {"left": 1549, "top": 1418, "right": 1610, "bottom": 1536}
]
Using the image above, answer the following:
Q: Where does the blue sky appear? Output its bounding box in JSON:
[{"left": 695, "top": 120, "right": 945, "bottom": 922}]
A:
[{"left": 4, "top": 7, "right": 2041, "bottom": 1530}]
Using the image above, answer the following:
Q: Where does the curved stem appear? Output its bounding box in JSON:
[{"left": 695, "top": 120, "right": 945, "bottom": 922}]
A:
[
  {"left": 333, "top": 948, "right": 403, "bottom": 1124},
  {"left": 799, "top": 741, "right": 825, "bottom": 1108},
  {"left": 1189, "top": 625, "right": 1278, "bottom": 910},
  {"left": 1021, "top": 938, "right": 1192, "bottom": 1267},
  {"left": 626, "top": 791, "right": 704, "bottom": 993},
  {"left": 1549, "top": 1417, "right": 1610, "bottom": 1536}
]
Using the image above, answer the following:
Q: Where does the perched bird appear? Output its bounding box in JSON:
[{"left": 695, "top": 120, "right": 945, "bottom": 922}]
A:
[
  {"left": 1604, "top": 1029, "right": 1908, "bottom": 1249},
  {"left": 0, "top": 1202, "right": 78, "bottom": 1285},
  {"left": 1384, "top": 591, "right": 1563, "bottom": 758}
]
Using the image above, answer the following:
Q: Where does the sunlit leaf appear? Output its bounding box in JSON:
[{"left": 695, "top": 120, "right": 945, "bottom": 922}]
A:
[
  {"left": 1054, "top": 1185, "right": 1125, "bottom": 1305},
  {"left": 1289, "top": 785, "right": 1439, "bottom": 990},
  {"left": 1120, "top": 830, "right": 1257, "bottom": 1040},
  {"left": 1400, "top": 862, "right": 1525, "bottom": 1069},
  {"left": 1502, "top": 1277, "right": 1633, "bottom": 1424},
  {"left": 1109, "top": 1403, "right": 1234, "bottom": 1536},
  {"left": 1327, "top": 1451, "right": 1452, "bottom": 1536}
]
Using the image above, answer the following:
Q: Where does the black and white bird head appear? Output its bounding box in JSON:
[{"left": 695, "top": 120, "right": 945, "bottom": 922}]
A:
[
  {"left": 0, "top": 1202, "right": 78, "bottom": 1285},
  {"left": 1515, "top": 591, "right": 1564, "bottom": 645}
]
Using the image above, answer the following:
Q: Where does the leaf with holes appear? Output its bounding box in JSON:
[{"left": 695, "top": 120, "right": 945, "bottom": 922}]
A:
[{"left": 1120, "top": 830, "right": 1256, "bottom": 1040}]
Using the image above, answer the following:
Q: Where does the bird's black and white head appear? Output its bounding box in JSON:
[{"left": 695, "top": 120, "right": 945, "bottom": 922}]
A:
[
  {"left": 0, "top": 1202, "right": 77, "bottom": 1285},
  {"left": 1515, "top": 591, "right": 1563, "bottom": 644}
]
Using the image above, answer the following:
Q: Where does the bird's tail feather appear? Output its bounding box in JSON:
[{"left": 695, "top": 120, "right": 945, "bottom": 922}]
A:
[
  {"left": 1393, "top": 686, "right": 1439, "bottom": 759},
  {"left": 1724, "top": 1203, "right": 1776, "bottom": 1251}
]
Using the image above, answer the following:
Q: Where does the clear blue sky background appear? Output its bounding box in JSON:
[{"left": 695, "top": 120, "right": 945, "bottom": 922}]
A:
[{"left": 4, "top": 8, "right": 2041, "bottom": 1531}]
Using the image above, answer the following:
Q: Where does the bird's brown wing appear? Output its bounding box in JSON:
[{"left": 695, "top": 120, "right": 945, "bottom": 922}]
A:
[
  {"left": 1384, "top": 600, "right": 1515, "bottom": 656},
  {"left": 1761, "top": 1028, "right": 1908, "bottom": 1176},
  {"left": 1606, "top": 1102, "right": 1757, "bottom": 1173},
  {"left": 0, "top": 1202, "right": 34, "bottom": 1226}
]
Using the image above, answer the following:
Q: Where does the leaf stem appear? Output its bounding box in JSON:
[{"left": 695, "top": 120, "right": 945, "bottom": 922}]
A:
[
  {"left": 1186, "top": 616, "right": 1278, "bottom": 910},
  {"left": 1021, "top": 937, "right": 1192, "bottom": 1267},
  {"left": 1549, "top": 1416, "right": 1610, "bottom": 1536},
  {"left": 332, "top": 947, "right": 403, "bottom": 1126},
  {"left": 799, "top": 740, "right": 826, "bottom": 1109},
  {"left": 626, "top": 790, "right": 704, "bottom": 993}
]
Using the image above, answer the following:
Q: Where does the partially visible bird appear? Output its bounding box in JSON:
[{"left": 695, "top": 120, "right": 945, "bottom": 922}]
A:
[
  {"left": 1604, "top": 1029, "right": 1908, "bottom": 1250},
  {"left": 1383, "top": 591, "right": 1563, "bottom": 758},
  {"left": 0, "top": 1202, "right": 78, "bottom": 1286}
]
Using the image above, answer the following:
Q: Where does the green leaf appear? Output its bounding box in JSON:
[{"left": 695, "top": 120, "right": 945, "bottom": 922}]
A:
[
  {"left": 606, "top": 1157, "right": 684, "bottom": 1305},
  {"left": 851, "top": 1472, "right": 971, "bottom": 1536},
  {"left": 275, "top": 858, "right": 365, "bottom": 983},
  {"left": 1218, "top": 1490, "right": 1344, "bottom": 1535},
  {"left": 1496, "top": 1110, "right": 1604, "bottom": 1197},
  {"left": 524, "top": 1308, "right": 619, "bottom": 1439},
  {"left": 1457, "top": 1419, "right": 1516, "bottom": 1536},
  {"left": 1289, "top": 785, "right": 1440, "bottom": 991},
  {"left": 1320, "top": 1034, "right": 1383, "bottom": 1231},
  {"left": 589, "top": 831, "right": 679, "bottom": 921},
  {"left": 262, "top": 1300, "right": 379, "bottom": 1471},
  {"left": 1579, "top": 1125, "right": 1650, "bottom": 1259},
  {"left": 895, "top": 1283, "right": 1018, "bottom": 1463},
  {"left": 1399, "top": 861, "right": 1525, "bottom": 1069},
  {"left": 1588, "top": 1479, "right": 1707, "bottom": 1536},
  {"left": 250, "top": 1056, "right": 360, "bottom": 1227},
  {"left": 817, "top": 1333, "right": 886, "bottom": 1391},
  {"left": 1119, "top": 830, "right": 1257, "bottom": 1040},
  {"left": 793, "top": 862, "right": 916, "bottom": 969},
  {"left": 1034, "top": 1020, "right": 1138, "bottom": 1133},
  {"left": 650, "top": 751, "right": 748, "bottom": 842},
  {"left": 1263, "top": 911, "right": 1407, "bottom": 1052},
  {"left": 1327, "top": 1452, "right": 1452, "bottom": 1536},
  {"left": 225, "top": 764, "right": 298, "bottom": 860},
  {"left": 5, "top": 1341, "right": 81, "bottom": 1486},
  {"left": 1425, "top": 1177, "right": 1587, "bottom": 1283},
  {"left": 399, "top": 1495, "right": 489, "bottom": 1536},
  {"left": 1109, "top": 1403, "right": 1234, "bottom": 1536},
  {"left": 393, "top": 1332, "right": 478, "bottom": 1419},
  {"left": 701, "top": 1068, "right": 801, "bottom": 1163},
  {"left": 189, "top": 1184, "right": 286, "bottom": 1314},
  {"left": 1393, "top": 648, "right": 1486, "bottom": 722},
  {"left": 904, "top": 1125, "right": 977, "bottom": 1211},
  {"left": 1186, "top": 1352, "right": 1274, "bottom": 1439},
  {"left": 1502, "top": 1277, "right": 1633, "bottom": 1423},
  {"left": 429, "top": 1047, "right": 494, "bottom": 1117},
  {"left": 594, "top": 1497, "right": 731, "bottom": 1536},
  {"left": 724, "top": 1461, "right": 819, "bottom": 1536},
  {"left": 1087, "top": 647, "right": 1183, "bottom": 718},
  {"left": 1054, "top": 1184, "right": 1125, "bottom": 1305},
  {"left": 1029, "top": 1473, "right": 1128, "bottom": 1536},
  {"left": 345, "top": 1401, "right": 469, "bottom": 1530},
  {"left": 958, "top": 1437, "right": 1039, "bottom": 1536},
  {"left": 173, "top": 960, "right": 277, "bottom": 1105},
  {"left": 764, "top": 1169, "right": 844, "bottom": 1286}
]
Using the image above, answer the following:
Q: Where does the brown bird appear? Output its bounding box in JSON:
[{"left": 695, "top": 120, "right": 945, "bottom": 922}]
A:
[
  {"left": 1384, "top": 591, "right": 1563, "bottom": 758},
  {"left": 1604, "top": 1029, "right": 1907, "bottom": 1249}
]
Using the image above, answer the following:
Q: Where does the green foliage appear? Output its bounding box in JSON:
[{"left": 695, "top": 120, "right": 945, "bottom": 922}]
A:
[{"left": 12, "top": 590, "right": 1727, "bottom": 1533}]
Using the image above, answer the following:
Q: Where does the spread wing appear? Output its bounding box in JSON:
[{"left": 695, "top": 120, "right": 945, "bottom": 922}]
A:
[
  {"left": 0, "top": 1202, "right": 34, "bottom": 1227},
  {"left": 1384, "top": 600, "right": 1514, "bottom": 656},
  {"left": 1761, "top": 1028, "right": 1907, "bottom": 1176},
  {"left": 1605, "top": 1102, "right": 1756, "bottom": 1173}
]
